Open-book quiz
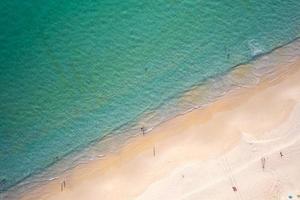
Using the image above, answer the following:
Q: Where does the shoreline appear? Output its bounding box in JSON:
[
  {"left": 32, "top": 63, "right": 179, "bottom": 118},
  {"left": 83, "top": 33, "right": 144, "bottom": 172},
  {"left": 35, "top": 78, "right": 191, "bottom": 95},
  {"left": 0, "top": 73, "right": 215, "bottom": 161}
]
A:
[
  {"left": 2, "top": 0, "right": 300, "bottom": 196},
  {"left": 1, "top": 38, "right": 299, "bottom": 199},
  {"left": 14, "top": 52, "right": 300, "bottom": 199},
  {"left": 2, "top": 38, "right": 300, "bottom": 198}
]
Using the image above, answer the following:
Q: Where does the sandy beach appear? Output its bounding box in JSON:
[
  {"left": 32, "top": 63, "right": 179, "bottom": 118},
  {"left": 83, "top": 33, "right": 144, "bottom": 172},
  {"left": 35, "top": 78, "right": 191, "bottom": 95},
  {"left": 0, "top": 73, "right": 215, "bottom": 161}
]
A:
[{"left": 18, "top": 56, "right": 300, "bottom": 200}]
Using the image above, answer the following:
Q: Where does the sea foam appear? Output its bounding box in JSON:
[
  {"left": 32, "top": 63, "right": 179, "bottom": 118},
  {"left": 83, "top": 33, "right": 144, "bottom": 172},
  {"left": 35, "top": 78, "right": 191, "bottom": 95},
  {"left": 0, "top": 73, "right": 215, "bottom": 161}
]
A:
[{"left": 2, "top": 37, "right": 300, "bottom": 200}]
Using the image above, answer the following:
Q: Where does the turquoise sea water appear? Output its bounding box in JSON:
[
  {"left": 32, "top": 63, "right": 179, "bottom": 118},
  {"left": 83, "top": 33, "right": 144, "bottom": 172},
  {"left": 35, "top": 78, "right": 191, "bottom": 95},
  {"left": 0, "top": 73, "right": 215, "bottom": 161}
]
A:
[{"left": 0, "top": 0, "right": 300, "bottom": 193}]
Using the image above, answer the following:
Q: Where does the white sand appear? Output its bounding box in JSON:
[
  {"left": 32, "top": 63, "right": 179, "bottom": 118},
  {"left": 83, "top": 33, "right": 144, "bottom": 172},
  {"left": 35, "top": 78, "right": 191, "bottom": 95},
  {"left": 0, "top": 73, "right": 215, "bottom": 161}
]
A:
[
  {"left": 21, "top": 59, "right": 300, "bottom": 200},
  {"left": 137, "top": 106, "right": 300, "bottom": 200}
]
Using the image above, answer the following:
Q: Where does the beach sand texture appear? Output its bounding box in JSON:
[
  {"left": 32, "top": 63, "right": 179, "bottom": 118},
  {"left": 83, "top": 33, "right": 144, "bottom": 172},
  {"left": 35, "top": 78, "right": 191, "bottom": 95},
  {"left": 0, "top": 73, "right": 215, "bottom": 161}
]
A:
[{"left": 20, "top": 58, "right": 300, "bottom": 200}]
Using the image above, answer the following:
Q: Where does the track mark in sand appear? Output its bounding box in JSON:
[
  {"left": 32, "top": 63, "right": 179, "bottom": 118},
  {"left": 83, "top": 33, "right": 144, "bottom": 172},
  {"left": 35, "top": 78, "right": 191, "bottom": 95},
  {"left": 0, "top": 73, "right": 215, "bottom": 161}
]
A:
[
  {"left": 241, "top": 132, "right": 284, "bottom": 144},
  {"left": 179, "top": 133, "right": 300, "bottom": 200},
  {"left": 220, "top": 155, "right": 244, "bottom": 200}
]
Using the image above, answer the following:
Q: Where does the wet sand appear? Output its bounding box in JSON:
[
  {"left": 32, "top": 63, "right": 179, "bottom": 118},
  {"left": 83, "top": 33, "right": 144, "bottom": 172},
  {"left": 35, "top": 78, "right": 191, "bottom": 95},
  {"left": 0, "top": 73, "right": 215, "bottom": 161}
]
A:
[{"left": 21, "top": 58, "right": 300, "bottom": 200}]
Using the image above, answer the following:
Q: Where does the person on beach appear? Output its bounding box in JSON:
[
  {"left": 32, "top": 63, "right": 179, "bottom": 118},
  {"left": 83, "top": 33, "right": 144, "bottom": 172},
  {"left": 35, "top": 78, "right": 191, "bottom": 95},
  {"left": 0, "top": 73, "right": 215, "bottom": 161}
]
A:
[
  {"left": 60, "top": 180, "right": 66, "bottom": 191},
  {"left": 261, "top": 157, "right": 266, "bottom": 170},
  {"left": 232, "top": 186, "right": 237, "bottom": 192},
  {"left": 280, "top": 151, "right": 284, "bottom": 158},
  {"left": 141, "top": 127, "right": 145, "bottom": 135}
]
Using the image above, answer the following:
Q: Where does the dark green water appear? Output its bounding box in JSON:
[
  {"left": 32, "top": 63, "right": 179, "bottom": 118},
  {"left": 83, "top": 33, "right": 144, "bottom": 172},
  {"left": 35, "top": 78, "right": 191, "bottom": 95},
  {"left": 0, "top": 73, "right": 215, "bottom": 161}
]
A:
[{"left": 0, "top": 0, "right": 300, "bottom": 192}]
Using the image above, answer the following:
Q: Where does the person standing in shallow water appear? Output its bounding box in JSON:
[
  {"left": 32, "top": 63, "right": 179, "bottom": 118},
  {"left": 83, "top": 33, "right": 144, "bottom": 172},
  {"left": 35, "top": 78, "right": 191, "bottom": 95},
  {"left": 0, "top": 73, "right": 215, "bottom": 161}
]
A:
[
  {"left": 141, "top": 127, "right": 145, "bottom": 135},
  {"left": 0, "top": 179, "right": 6, "bottom": 191},
  {"left": 225, "top": 46, "right": 230, "bottom": 60}
]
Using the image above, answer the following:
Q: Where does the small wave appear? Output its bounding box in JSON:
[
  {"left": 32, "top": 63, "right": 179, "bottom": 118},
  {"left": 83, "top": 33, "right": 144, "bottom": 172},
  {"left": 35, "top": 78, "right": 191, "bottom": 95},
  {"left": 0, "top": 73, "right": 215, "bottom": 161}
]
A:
[
  {"left": 2, "top": 38, "right": 300, "bottom": 200},
  {"left": 248, "top": 39, "right": 265, "bottom": 57},
  {"left": 48, "top": 177, "right": 58, "bottom": 181}
]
